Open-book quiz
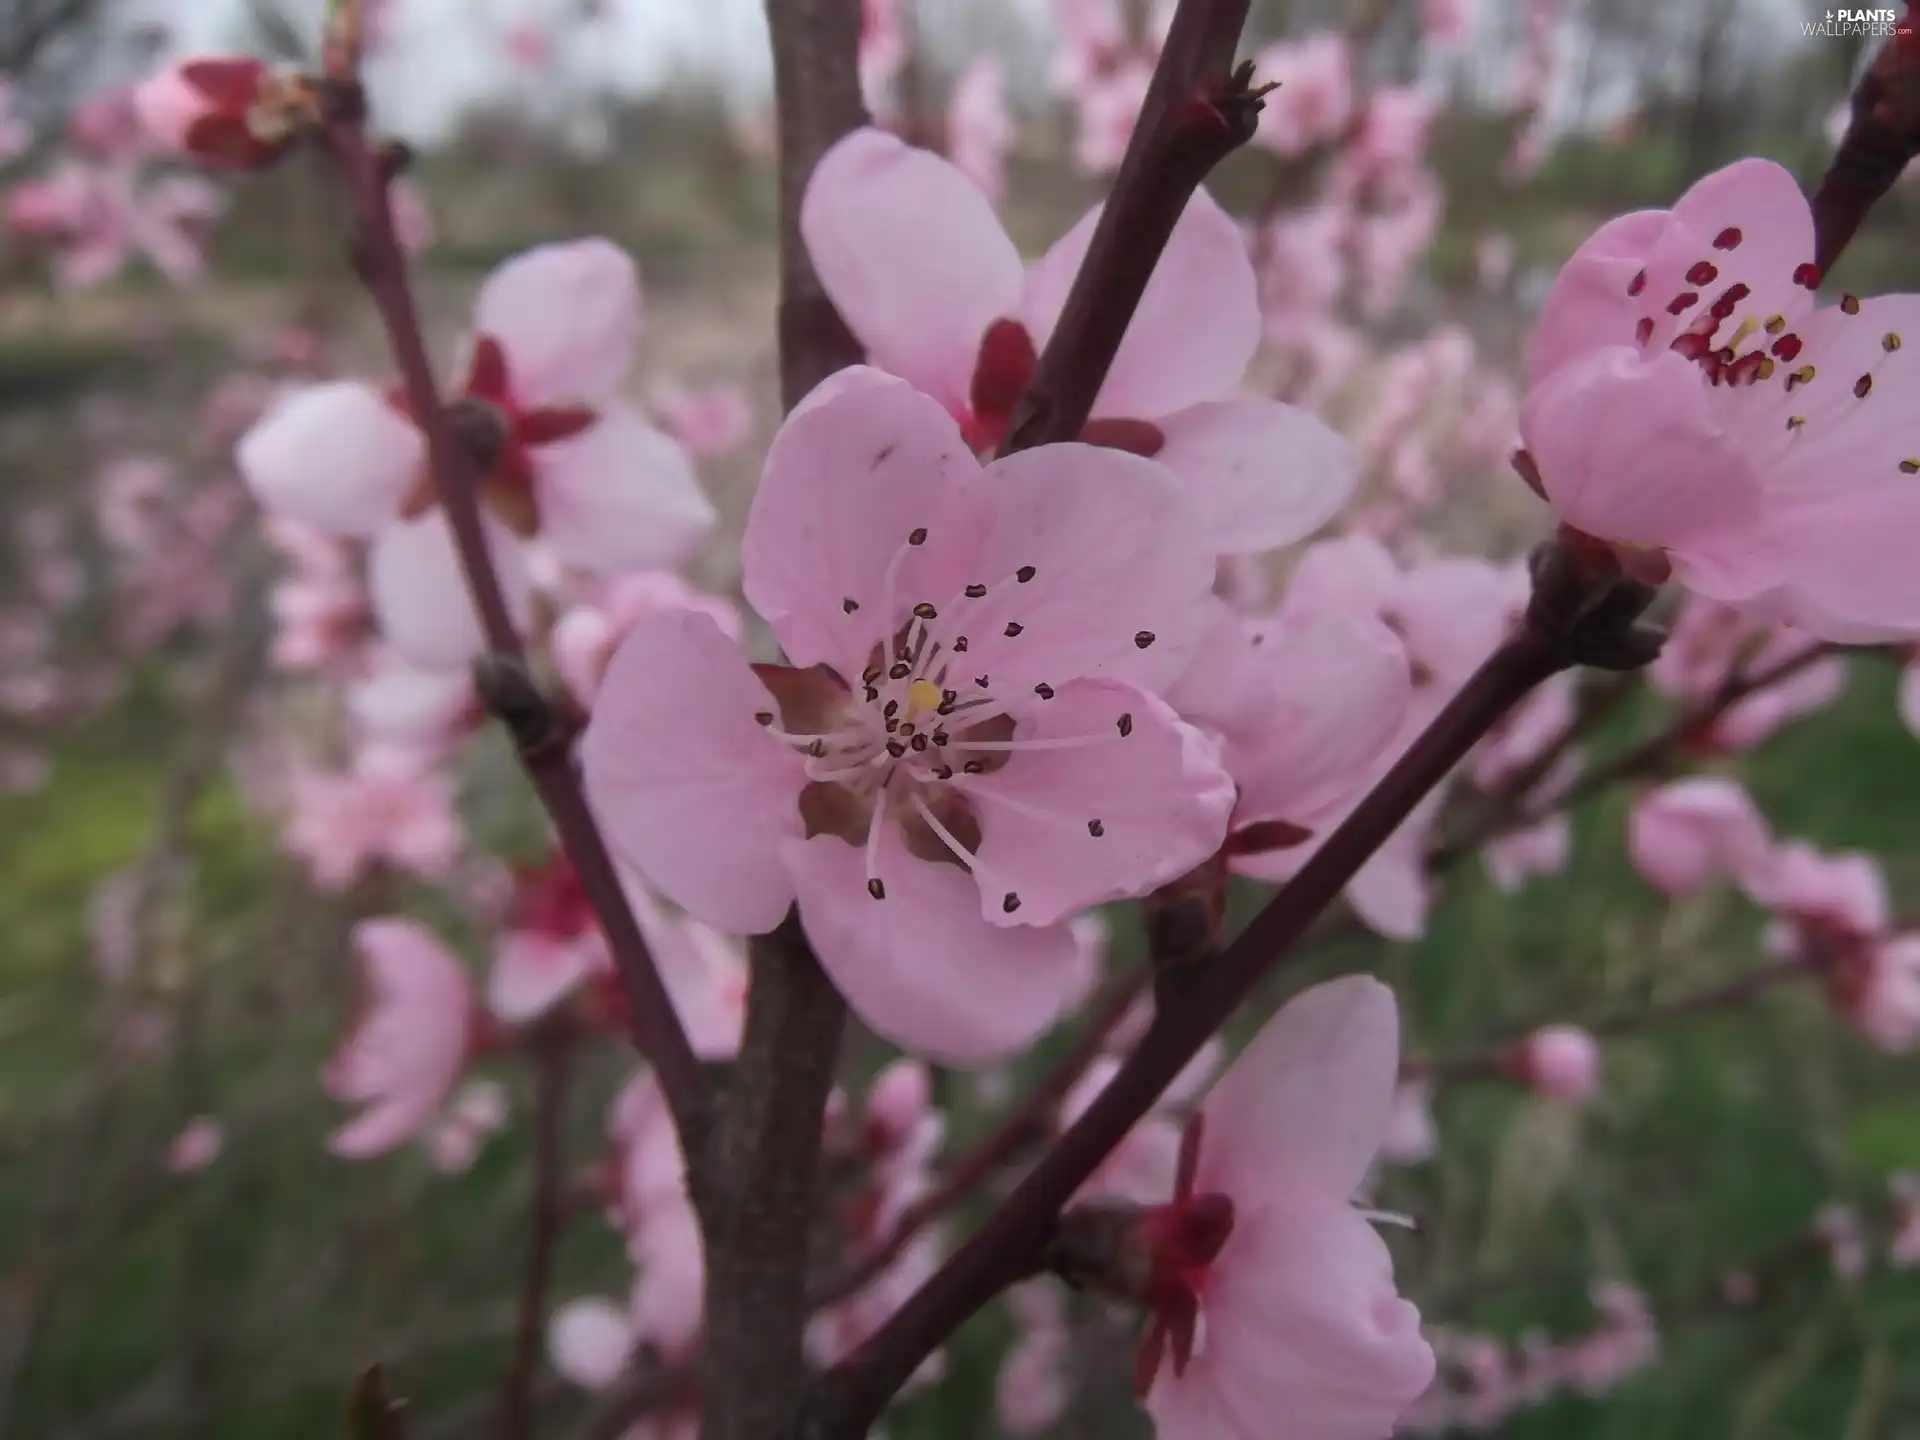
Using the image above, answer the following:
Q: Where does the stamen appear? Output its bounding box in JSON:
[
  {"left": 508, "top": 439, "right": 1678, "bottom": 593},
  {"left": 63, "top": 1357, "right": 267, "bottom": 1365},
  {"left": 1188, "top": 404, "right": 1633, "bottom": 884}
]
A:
[
  {"left": 948, "top": 734, "right": 1124, "bottom": 753},
  {"left": 909, "top": 793, "right": 977, "bottom": 871},
  {"left": 864, "top": 786, "right": 889, "bottom": 893},
  {"left": 1356, "top": 1205, "right": 1420, "bottom": 1232}
]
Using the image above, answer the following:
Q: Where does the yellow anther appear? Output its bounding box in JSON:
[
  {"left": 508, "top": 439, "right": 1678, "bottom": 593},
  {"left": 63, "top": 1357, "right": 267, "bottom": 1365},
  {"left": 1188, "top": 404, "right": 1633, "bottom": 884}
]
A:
[{"left": 906, "top": 679, "right": 942, "bottom": 716}]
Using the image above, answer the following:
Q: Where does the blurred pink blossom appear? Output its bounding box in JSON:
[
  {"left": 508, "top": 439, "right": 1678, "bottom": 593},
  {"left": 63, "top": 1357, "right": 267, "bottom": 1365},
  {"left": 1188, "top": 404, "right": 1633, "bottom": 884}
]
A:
[
  {"left": 1517, "top": 1025, "right": 1601, "bottom": 1099},
  {"left": 323, "top": 919, "right": 479, "bottom": 1157},
  {"left": 649, "top": 381, "right": 753, "bottom": 460},
  {"left": 947, "top": 57, "right": 1014, "bottom": 204},
  {"left": 1251, "top": 33, "right": 1351, "bottom": 157},
  {"left": 1628, "top": 777, "right": 1773, "bottom": 896},
  {"left": 284, "top": 752, "right": 462, "bottom": 890},
  {"left": 167, "top": 1116, "right": 227, "bottom": 1174}
]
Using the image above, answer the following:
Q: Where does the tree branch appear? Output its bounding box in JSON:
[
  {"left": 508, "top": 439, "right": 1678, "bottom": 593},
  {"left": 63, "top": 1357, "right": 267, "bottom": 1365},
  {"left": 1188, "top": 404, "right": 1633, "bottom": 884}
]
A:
[
  {"left": 313, "top": 83, "right": 710, "bottom": 1155},
  {"left": 998, "top": 0, "right": 1265, "bottom": 455},
  {"left": 1810, "top": 21, "right": 1920, "bottom": 276},
  {"left": 700, "top": 917, "right": 850, "bottom": 1440},
  {"left": 497, "top": 1027, "right": 573, "bottom": 1440}
]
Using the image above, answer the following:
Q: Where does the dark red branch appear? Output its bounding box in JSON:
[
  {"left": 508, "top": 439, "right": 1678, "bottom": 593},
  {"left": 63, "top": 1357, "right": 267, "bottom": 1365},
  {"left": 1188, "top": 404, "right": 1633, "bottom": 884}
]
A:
[
  {"left": 315, "top": 96, "right": 710, "bottom": 1154},
  {"left": 997, "top": 0, "right": 1264, "bottom": 456},
  {"left": 498, "top": 1028, "right": 572, "bottom": 1440}
]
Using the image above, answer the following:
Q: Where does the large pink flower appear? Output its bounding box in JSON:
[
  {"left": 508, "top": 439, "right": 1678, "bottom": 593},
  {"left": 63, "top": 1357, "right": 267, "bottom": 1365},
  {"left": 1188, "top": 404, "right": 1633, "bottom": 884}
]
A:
[
  {"left": 1141, "top": 976, "right": 1436, "bottom": 1439},
  {"left": 1521, "top": 158, "right": 1920, "bottom": 640},
  {"left": 800, "top": 128, "right": 1358, "bottom": 556},
  {"left": 323, "top": 919, "right": 477, "bottom": 1157},
  {"left": 237, "top": 240, "right": 715, "bottom": 669},
  {"left": 583, "top": 369, "right": 1233, "bottom": 1062}
]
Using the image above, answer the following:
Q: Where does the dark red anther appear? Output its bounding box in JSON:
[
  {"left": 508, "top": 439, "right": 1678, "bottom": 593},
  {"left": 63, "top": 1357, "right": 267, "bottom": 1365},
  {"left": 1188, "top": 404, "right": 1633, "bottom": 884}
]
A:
[
  {"left": 1667, "top": 291, "right": 1699, "bottom": 315},
  {"left": 1686, "top": 260, "right": 1719, "bottom": 286},
  {"left": 1772, "top": 333, "right": 1804, "bottom": 361},
  {"left": 1793, "top": 261, "right": 1823, "bottom": 290},
  {"left": 1627, "top": 269, "right": 1647, "bottom": 297},
  {"left": 1713, "top": 226, "right": 1743, "bottom": 250},
  {"left": 1634, "top": 316, "right": 1654, "bottom": 345}
]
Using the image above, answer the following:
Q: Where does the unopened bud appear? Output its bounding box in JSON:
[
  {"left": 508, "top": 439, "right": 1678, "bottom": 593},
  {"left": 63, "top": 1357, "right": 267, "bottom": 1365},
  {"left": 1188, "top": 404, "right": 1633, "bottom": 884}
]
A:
[{"left": 1512, "top": 1024, "right": 1601, "bottom": 1099}]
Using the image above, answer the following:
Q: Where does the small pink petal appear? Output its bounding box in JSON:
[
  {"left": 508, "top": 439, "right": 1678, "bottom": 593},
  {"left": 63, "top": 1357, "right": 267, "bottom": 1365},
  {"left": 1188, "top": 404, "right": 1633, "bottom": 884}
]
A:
[
  {"left": 534, "top": 403, "right": 715, "bottom": 574},
  {"left": 581, "top": 611, "right": 808, "bottom": 936},
  {"left": 959, "top": 683, "right": 1233, "bottom": 927},
  {"left": 237, "top": 381, "right": 421, "bottom": 537},
  {"left": 1197, "top": 974, "right": 1400, "bottom": 1202},
  {"left": 782, "top": 826, "right": 1086, "bottom": 1064},
  {"left": 1150, "top": 396, "right": 1357, "bottom": 554},
  {"left": 548, "top": 1298, "right": 634, "bottom": 1390},
  {"left": 367, "top": 509, "right": 534, "bottom": 671},
  {"left": 742, "top": 367, "right": 983, "bottom": 678},
  {"left": 800, "top": 128, "right": 1025, "bottom": 414},
  {"left": 472, "top": 238, "right": 640, "bottom": 406}
]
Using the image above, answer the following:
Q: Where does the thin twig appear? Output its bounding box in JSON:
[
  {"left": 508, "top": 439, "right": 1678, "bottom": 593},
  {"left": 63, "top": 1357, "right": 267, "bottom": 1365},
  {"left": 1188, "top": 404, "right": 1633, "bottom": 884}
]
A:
[
  {"left": 1811, "top": 22, "right": 1920, "bottom": 276},
  {"left": 497, "top": 1028, "right": 573, "bottom": 1440},
  {"left": 1410, "top": 955, "right": 1812, "bottom": 1086},
  {"left": 313, "top": 72, "right": 709, "bottom": 1153}
]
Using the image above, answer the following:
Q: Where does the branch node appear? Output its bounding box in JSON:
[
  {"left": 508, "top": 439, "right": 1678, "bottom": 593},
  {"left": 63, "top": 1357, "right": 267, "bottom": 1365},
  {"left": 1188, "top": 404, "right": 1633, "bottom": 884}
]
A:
[
  {"left": 1525, "top": 535, "right": 1666, "bottom": 673},
  {"left": 472, "top": 654, "right": 577, "bottom": 764}
]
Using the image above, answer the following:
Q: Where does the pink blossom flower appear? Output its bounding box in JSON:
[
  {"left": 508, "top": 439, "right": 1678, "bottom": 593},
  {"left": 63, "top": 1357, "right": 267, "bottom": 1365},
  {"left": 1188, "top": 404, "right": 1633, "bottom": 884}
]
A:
[
  {"left": 1140, "top": 976, "right": 1436, "bottom": 1437},
  {"left": 284, "top": 752, "right": 463, "bottom": 890},
  {"left": 323, "top": 919, "right": 478, "bottom": 1157},
  {"left": 801, "top": 128, "right": 1359, "bottom": 554},
  {"left": 167, "top": 1116, "right": 226, "bottom": 1174},
  {"left": 1251, "top": 33, "right": 1351, "bottom": 157},
  {"left": 649, "top": 381, "right": 753, "bottom": 459},
  {"left": 947, "top": 57, "right": 1014, "bottom": 203},
  {"left": 1422, "top": 0, "right": 1477, "bottom": 43},
  {"left": 1627, "top": 777, "right": 1773, "bottom": 895},
  {"left": 1522, "top": 158, "right": 1920, "bottom": 639},
  {"left": 0, "top": 81, "right": 29, "bottom": 162},
  {"left": 553, "top": 571, "right": 742, "bottom": 710},
  {"left": 347, "top": 652, "right": 480, "bottom": 766},
  {"left": 423, "top": 1079, "right": 509, "bottom": 1173},
  {"left": 1516, "top": 1025, "right": 1601, "bottom": 1099},
  {"left": 1047, "top": 0, "right": 1126, "bottom": 92},
  {"left": 133, "top": 57, "right": 305, "bottom": 169},
  {"left": 583, "top": 368, "right": 1233, "bottom": 1062},
  {"left": 1741, "top": 840, "right": 1889, "bottom": 944},
  {"left": 237, "top": 240, "right": 715, "bottom": 669}
]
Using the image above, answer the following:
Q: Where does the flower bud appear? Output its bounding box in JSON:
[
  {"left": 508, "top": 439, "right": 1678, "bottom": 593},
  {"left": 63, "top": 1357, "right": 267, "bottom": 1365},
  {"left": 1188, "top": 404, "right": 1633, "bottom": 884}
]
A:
[{"left": 1515, "top": 1024, "right": 1601, "bottom": 1099}]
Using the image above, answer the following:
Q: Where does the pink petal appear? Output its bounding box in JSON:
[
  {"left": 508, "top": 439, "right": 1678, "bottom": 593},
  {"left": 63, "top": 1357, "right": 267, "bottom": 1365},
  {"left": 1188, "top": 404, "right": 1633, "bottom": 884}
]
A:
[
  {"left": 472, "top": 238, "right": 640, "bottom": 406},
  {"left": 534, "top": 403, "right": 715, "bottom": 574},
  {"left": 366, "top": 509, "right": 534, "bottom": 671},
  {"left": 1151, "top": 1196, "right": 1433, "bottom": 1438},
  {"left": 800, "top": 128, "right": 1025, "bottom": 414},
  {"left": 782, "top": 825, "right": 1086, "bottom": 1063},
  {"left": 1528, "top": 209, "right": 1673, "bottom": 388},
  {"left": 1627, "top": 777, "right": 1771, "bottom": 896},
  {"left": 1229, "top": 614, "right": 1411, "bottom": 830},
  {"left": 1198, "top": 974, "right": 1399, "bottom": 1201},
  {"left": 957, "top": 682, "right": 1234, "bottom": 927},
  {"left": 1150, "top": 397, "right": 1357, "bottom": 554},
  {"left": 631, "top": 1202, "right": 706, "bottom": 1357},
  {"left": 488, "top": 933, "right": 598, "bottom": 1023},
  {"left": 742, "top": 367, "right": 985, "bottom": 678},
  {"left": 236, "top": 381, "right": 420, "bottom": 537},
  {"left": 1022, "top": 188, "right": 1260, "bottom": 419},
  {"left": 1521, "top": 345, "right": 1761, "bottom": 553},
  {"left": 952, "top": 442, "right": 1217, "bottom": 695},
  {"left": 581, "top": 611, "right": 808, "bottom": 936},
  {"left": 548, "top": 1298, "right": 635, "bottom": 1390},
  {"left": 1345, "top": 803, "right": 1438, "bottom": 940}
]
